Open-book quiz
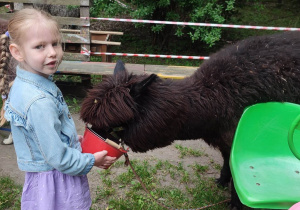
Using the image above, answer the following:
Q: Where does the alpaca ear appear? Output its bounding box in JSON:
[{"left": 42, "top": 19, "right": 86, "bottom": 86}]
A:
[
  {"left": 113, "top": 60, "right": 126, "bottom": 75},
  {"left": 131, "top": 74, "right": 157, "bottom": 99}
]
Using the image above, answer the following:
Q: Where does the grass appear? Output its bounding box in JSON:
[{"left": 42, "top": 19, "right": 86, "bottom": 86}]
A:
[
  {"left": 175, "top": 144, "right": 206, "bottom": 158},
  {"left": 90, "top": 157, "right": 230, "bottom": 210},
  {"left": 0, "top": 176, "right": 22, "bottom": 210}
]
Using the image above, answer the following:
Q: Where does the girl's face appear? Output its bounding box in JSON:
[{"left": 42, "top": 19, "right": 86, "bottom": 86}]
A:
[{"left": 17, "top": 23, "right": 63, "bottom": 77}]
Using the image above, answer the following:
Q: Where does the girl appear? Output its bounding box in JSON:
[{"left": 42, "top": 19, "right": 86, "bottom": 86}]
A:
[
  {"left": 0, "top": 18, "right": 14, "bottom": 145},
  {"left": 1, "top": 8, "right": 116, "bottom": 209}
]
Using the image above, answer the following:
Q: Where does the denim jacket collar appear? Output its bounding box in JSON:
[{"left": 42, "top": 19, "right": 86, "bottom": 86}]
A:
[{"left": 16, "top": 66, "right": 58, "bottom": 97}]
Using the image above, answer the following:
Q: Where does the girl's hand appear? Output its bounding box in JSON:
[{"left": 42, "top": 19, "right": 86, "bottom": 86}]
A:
[
  {"left": 93, "top": 150, "right": 116, "bottom": 169},
  {"left": 77, "top": 135, "right": 83, "bottom": 143}
]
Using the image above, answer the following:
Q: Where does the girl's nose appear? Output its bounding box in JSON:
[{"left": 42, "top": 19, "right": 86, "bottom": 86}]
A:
[{"left": 48, "top": 45, "right": 57, "bottom": 57}]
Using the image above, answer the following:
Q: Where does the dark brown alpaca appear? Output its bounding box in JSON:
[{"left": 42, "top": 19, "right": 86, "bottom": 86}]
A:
[{"left": 80, "top": 31, "right": 300, "bottom": 209}]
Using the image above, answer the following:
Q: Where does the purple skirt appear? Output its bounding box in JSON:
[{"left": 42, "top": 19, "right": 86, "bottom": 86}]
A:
[{"left": 21, "top": 170, "right": 91, "bottom": 210}]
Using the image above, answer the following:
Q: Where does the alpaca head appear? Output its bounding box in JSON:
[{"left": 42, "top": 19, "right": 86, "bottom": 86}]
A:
[{"left": 80, "top": 60, "right": 158, "bottom": 143}]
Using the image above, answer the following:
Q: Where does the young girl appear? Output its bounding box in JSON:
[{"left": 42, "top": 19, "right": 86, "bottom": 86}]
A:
[{"left": 1, "top": 8, "right": 116, "bottom": 209}]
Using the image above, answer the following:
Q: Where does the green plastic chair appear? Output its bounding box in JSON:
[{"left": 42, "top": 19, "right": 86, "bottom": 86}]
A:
[{"left": 230, "top": 102, "right": 300, "bottom": 209}]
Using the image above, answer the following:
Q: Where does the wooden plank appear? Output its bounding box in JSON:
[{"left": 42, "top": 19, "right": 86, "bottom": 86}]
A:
[
  {"left": 0, "top": 13, "right": 12, "bottom": 21},
  {"left": 145, "top": 65, "right": 197, "bottom": 77},
  {"left": 57, "top": 61, "right": 197, "bottom": 78},
  {"left": 91, "top": 40, "right": 121, "bottom": 46},
  {"left": 91, "top": 34, "right": 109, "bottom": 41},
  {"left": 63, "top": 52, "right": 89, "bottom": 61},
  {"left": 55, "top": 16, "right": 89, "bottom": 27},
  {"left": 60, "top": 29, "right": 82, "bottom": 33},
  {"left": 80, "top": 6, "right": 90, "bottom": 61},
  {"left": 60, "top": 29, "right": 124, "bottom": 36},
  {"left": 0, "top": 14, "right": 89, "bottom": 26},
  {"left": 0, "top": 0, "right": 89, "bottom": 6},
  {"left": 100, "top": 45, "right": 108, "bottom": 61},
  {"left": 57, "top": 61, "right": 145, "bottom": 75},
  {"left": 62, "top": 33, "right": 89, "bottom": 44},
  {"left": 90, "top": 30, "right": 123, "bottom": 35}
]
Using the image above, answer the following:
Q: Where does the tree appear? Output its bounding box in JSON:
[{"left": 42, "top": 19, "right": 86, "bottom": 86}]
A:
[{"left": 91, "top": 0, "right": 236, "bottom": 48}]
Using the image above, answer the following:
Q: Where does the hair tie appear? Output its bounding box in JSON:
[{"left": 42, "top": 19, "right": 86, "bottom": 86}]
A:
[{"left": 5, "top": 31, "right": 9, "bottom": 38}]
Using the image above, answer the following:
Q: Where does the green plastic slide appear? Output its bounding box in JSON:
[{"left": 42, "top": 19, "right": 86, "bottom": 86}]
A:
[{"left": 230, "top": 102, "right": 300, "bottom": 209}]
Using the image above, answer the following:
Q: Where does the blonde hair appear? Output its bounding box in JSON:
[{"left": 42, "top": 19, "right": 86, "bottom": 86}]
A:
[
  {"left": 0, "top": 8, "right": 61, "bottom": 125},
  {"left": 8, "top": 8, "right": 61, "bottom": 47}
]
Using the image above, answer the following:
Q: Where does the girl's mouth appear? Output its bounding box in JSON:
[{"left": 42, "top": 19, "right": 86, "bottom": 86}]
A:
[{"left": 46, "top": 61, "right": 57, "bottom": 67}]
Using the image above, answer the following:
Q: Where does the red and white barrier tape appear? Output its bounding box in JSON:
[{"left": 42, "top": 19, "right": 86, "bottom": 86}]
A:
[
  {"left": 81, "top": 49, "right": 209, "bottom": 60},
  {"left": 83, "top": 17, "right": 300, "bottom": 31},
  {"left": 4, "top": 4, "right": 13, "bottom": 12},
  {"left": 81, "top": 47, "right": 91, "bottom": 56}
]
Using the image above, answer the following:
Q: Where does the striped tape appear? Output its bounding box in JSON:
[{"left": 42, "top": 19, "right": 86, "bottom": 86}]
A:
[{"left": 83, "top": 17, "right": 300, "bottom": 31}]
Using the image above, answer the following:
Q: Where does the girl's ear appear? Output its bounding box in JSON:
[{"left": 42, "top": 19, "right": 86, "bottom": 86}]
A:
[{"left": 9, "top": 44, "right": 24, "bottom": 62}]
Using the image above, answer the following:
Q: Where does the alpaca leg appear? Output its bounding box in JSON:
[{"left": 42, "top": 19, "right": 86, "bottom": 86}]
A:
[
  {"left": 230, "top": 179, "right": 243, "bottom": 210},
  {"left": 216, "top": 151, "right": 231, "bottom": 187}
]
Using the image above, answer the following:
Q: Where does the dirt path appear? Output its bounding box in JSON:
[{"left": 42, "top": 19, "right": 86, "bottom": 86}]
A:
[{"left": 0, "top": 113, "right": 224, "bottom": 207}]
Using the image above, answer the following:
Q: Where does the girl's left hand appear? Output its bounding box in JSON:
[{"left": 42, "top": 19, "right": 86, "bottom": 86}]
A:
[{"left": 77, "top": 135, "right": 83, "bottom": 143}]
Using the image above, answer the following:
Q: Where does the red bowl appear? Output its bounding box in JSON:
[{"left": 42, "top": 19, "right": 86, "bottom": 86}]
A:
[{"left": 81, "top": 127, "right": 127, "bottom": 161}]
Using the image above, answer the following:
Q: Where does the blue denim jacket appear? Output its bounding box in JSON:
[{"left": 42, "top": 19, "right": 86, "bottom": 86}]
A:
[{"left": 4, "top": 66, "right": 95, "bottom": 176}]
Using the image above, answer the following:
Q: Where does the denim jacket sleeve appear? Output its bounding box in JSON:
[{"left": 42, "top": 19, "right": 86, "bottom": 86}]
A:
[{"left": 27, "top": 97, "right": 95, "bottom": 176}]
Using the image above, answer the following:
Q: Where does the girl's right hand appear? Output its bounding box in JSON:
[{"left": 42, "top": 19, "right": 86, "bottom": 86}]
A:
[{"left": 93, "top": 150, "right": 116, "bottom": 169}]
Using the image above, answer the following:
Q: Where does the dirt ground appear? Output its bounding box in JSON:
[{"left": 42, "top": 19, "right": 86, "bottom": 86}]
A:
[{"left": 0, "top": 112, "right": 224, "bottom": 206}]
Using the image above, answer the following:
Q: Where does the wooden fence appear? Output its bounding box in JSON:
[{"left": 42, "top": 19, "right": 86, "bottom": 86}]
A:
[{"left": 0, "top": 0, "right": 197, "bottom": 78}]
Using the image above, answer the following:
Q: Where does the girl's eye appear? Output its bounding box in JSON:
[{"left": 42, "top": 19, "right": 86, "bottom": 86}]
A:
[{"left": 35, "top": 45, "right": 44, "bottom": 49}]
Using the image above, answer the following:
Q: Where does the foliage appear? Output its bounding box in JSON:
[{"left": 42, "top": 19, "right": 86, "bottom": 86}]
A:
[
  {"left": 223, "top": 0, "right": 300, "bottom": 42},
  {"left": 91, "top": 0, "right": 236, "bottom": 47}
]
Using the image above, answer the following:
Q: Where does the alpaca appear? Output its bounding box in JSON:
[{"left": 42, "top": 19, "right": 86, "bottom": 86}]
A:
[{"left": 80, "top": 31, "right": 300, "bottom": 209}]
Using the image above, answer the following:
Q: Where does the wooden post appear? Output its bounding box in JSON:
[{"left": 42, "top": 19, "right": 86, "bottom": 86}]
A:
[
  {"left": 80, "top": 0, "right": 91, "bottom": 85},
  {"left": 80, "top": 0, "right": 90, "bottom": 62},
  {"left": 91, "top": 34, "right": 110, "bottom": 62}
]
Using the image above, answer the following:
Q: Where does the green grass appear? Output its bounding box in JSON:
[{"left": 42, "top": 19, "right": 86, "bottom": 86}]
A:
[
  {"left": 175, "top": 144, "right": 207, "bottom": 158},
  {"left": 91, "top": 156, "right": 230, "bottom": 210},
  {"left": 64, "top": 96, "right": 82, "bottom": 113},
  {"left": 0, "top": 176, "right": 22, "bottom": 210}
]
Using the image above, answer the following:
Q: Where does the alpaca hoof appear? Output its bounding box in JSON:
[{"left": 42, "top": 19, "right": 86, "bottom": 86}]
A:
[
  {"left": 230, "top": 201, "right": 243, "bottom": 210},
  {"left": 215, "top": 178, "right": 228, "bottom": 188}
]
